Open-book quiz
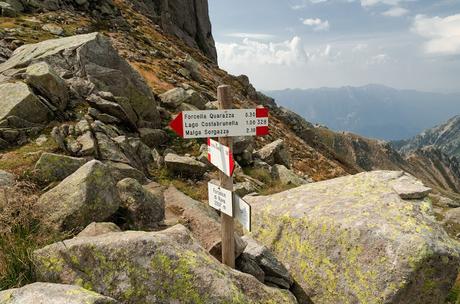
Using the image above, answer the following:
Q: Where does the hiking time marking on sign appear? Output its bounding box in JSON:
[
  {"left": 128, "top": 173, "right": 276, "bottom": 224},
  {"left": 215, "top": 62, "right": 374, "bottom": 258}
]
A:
[
  {"left": 208, "top": 138, "right": 234, "bottom": 177},
  {"left": 233, "top": 194, "right": 251, "bottom": 232},
  {"left": 169, "top": 108, "right": 269, "bottom": 139},
  {"left": 208, "top": 182, "right": 233, "bottom": 217}
]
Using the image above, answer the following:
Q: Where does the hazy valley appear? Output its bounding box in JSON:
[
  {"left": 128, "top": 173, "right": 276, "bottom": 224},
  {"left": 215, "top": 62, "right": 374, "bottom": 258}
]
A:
[{"left": 266, "top": 84, "right": 460, "bottom": 141}]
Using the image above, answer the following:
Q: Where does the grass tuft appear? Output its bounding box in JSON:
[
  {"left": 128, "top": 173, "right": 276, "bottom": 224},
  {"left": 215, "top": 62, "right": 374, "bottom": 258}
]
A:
[
  {"left": 243, "top": 167, "right": 272, "bottom": 184},
  {"left": 0, "top": 182, "right": 64, "bottom": 290},
  {"left": 151, "top": 167, "right": 208, "bottom": 202}
]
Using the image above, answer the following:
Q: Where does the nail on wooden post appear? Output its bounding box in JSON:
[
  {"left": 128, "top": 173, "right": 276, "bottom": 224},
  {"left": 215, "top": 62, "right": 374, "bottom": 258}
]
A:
[{"left": 217, "top": 85, "right": 235, "bottom": 268}]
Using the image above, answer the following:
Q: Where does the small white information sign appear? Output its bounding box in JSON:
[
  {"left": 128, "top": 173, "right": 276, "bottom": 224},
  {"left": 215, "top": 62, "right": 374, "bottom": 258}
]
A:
[
  {"left": 208, "top": 182, "right": 233, "bottom": 217},
  {"left": 233, "top": 194, "right": 251, "bottom": 232},
  {"left": 208, "top": 138, "right": 234, "bottom": 177}
]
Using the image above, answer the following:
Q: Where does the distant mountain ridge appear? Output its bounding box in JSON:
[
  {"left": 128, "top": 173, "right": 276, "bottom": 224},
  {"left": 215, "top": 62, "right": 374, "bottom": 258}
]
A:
[
  {"left": 265, "top": 84, "right": 460, "bottom": 141},
  {"left": 393, "top": 115, "right": 460, "bottom": 160},
  {"left": 277, "top": 114, "right": 460, "bottom": 199}
]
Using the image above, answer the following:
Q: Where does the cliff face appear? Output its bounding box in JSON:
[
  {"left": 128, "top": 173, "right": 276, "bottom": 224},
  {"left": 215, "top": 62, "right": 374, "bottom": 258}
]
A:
[
  {"left": 5, "top": 0, "right": 218, "bottom": 63},
  {"left": 125, "top": 0, "right": 217, "bottom": 63}
]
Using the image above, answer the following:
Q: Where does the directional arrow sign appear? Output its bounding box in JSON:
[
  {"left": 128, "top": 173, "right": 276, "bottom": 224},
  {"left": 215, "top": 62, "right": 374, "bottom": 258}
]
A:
[
  {"left": 208, "top": 182, "right": 233, "bottom": 217},
  {"left": 170, "top": 108, "right": 269, "bottom": 139},
  {"left": 233, "top": 194, "right": 251, "bottom": 232},
  {"left": 208, "top": 138, "right": 234, "bottom": 177}
]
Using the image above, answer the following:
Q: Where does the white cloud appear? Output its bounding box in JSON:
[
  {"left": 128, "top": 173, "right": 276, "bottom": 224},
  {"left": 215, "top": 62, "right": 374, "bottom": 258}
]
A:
[
  {"left": 214, "top": 36, "right": 458, "bottom": 92},
  {"left": 361, "top": 0, "right": 403, "bottom": 7},
  {"left": 226, "top": 33, "right": 275, "bottom": 40},
  {"left": 216, "top": 36, "right": 309, "bottom": 66},
  {"left": 290, "top": 0, "right": 327, "bottom": 10},
  {"left": 324, "top": 44, "right": 332, "bottom": 56},
  {"left": 352, "top": 43, "right": 368, "bottom": 52},
  {"left": 367, "top": 53, "right": 389, "bottom": 65},
  {"left": 359, "top": 0, "right": 417, "bottom": 8},
  {"left": 302, "top": 18, "right": 330, "bottom": 31},
  {"left": 382, "top": 7, "right": 409, "bottom": 17},
  {"left": 291, "top": 4, "right": 307, "bottom": 10},
  {"left": 292, "top": 0, "right": 414, "bottom": 9},
  {"left": 216, "top": 37, "right": 342, "bottom": 69},
  {"left": 412, "top": 14, "right": 460, "bottom": 55}
]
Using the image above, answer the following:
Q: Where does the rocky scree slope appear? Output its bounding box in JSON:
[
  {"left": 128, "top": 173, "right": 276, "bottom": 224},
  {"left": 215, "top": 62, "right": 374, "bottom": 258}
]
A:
[
  {"left": 393, "top": 115, "right": 460, "bottom": 161},
  {"left": 291, "top": 123, "right": 460, "bottom": 202}
]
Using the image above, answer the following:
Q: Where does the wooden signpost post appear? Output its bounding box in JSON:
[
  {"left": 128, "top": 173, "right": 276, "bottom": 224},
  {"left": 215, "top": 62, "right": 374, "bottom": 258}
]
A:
[
  {"left": 217, "top": 85, "right": 235, "bottom": 267},
  {"left": 170, "top": 85, "right": 269, "bottom": 268}
]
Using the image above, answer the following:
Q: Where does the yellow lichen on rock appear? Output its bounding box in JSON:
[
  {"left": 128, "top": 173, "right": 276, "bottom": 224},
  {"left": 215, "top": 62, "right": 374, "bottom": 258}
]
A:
[{"left": 246, "top": 171, "right": 460, "bottom": 304}]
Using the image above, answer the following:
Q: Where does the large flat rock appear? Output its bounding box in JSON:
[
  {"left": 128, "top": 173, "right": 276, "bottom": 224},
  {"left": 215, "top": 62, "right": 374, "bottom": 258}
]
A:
[
  {"left": 245, "top": 170, "right": 460, "bottom": 304},
  {"left": 33, "top": 224, "right": 297, "bottom": 304},
  {"left": 0, "top": 282, "right": 118, "bottom": 304}
]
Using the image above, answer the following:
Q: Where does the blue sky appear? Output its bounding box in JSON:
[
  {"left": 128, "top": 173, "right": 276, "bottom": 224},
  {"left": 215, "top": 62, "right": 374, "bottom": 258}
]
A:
[{"left": 208, "top": 0, "right": 460, "bottom": 92}]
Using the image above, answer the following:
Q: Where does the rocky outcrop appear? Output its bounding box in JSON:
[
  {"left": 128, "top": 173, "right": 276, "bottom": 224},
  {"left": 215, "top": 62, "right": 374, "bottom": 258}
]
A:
[
  {"left": 245, "top": 171, "right": 460, "bottom": 304},
  {"left": 24, "top": 61, "right": 69, "bottom": 111},
  {"left": 0, "top": 282, "right": 119, "bottom": 304},
  {"left": 254, "top": 139, "right": 291, "bottom": 168},
  {"left": 0, "top": 82, "right": 51, "bottom": 124},
  {"left": 128, "top": 0, "right": 217, "bottom": 63},
  {"left": 12, "top": 0, "right": 217, "bottom": 63},
  {"left": 138, "top": 128, "right": 168, "bottom": 148},
  {"left": 164, "top": 186, "right": 246, "bottom": 261},
  {"left": 33, "top": 224, "right": 297, "bottom": 304},
  {"left": 51, "top": 119, "right": 154, "bottom": 176},
  {"left": 116, "top": 178, "right": 164, "bottom": 230},
  {"left": 36, "top": 160, "right": 120, "bottom": 231},
  {"left": 271, "top": 164, "right": 308, "bottom": 187},
  {"left": 391, "top": 173, "right": 432, "bottom": 199},
  {"left": 34, "top": 152, "right": 87, "bottom": 182},
  {"left": 77, "top": 222, "right": 122, "bottom": 238},
  {"left": 164, "top": 153, "right": 208, "bottom": 178},
  {"left": 237, "top": 236, "right": 294, "bottom": 290},
  {"left": 159, "top": 87, "right": 206, "bottom": 110},
  {"left": 0, "top": 32, "right": 160, "bottom": 130}
]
